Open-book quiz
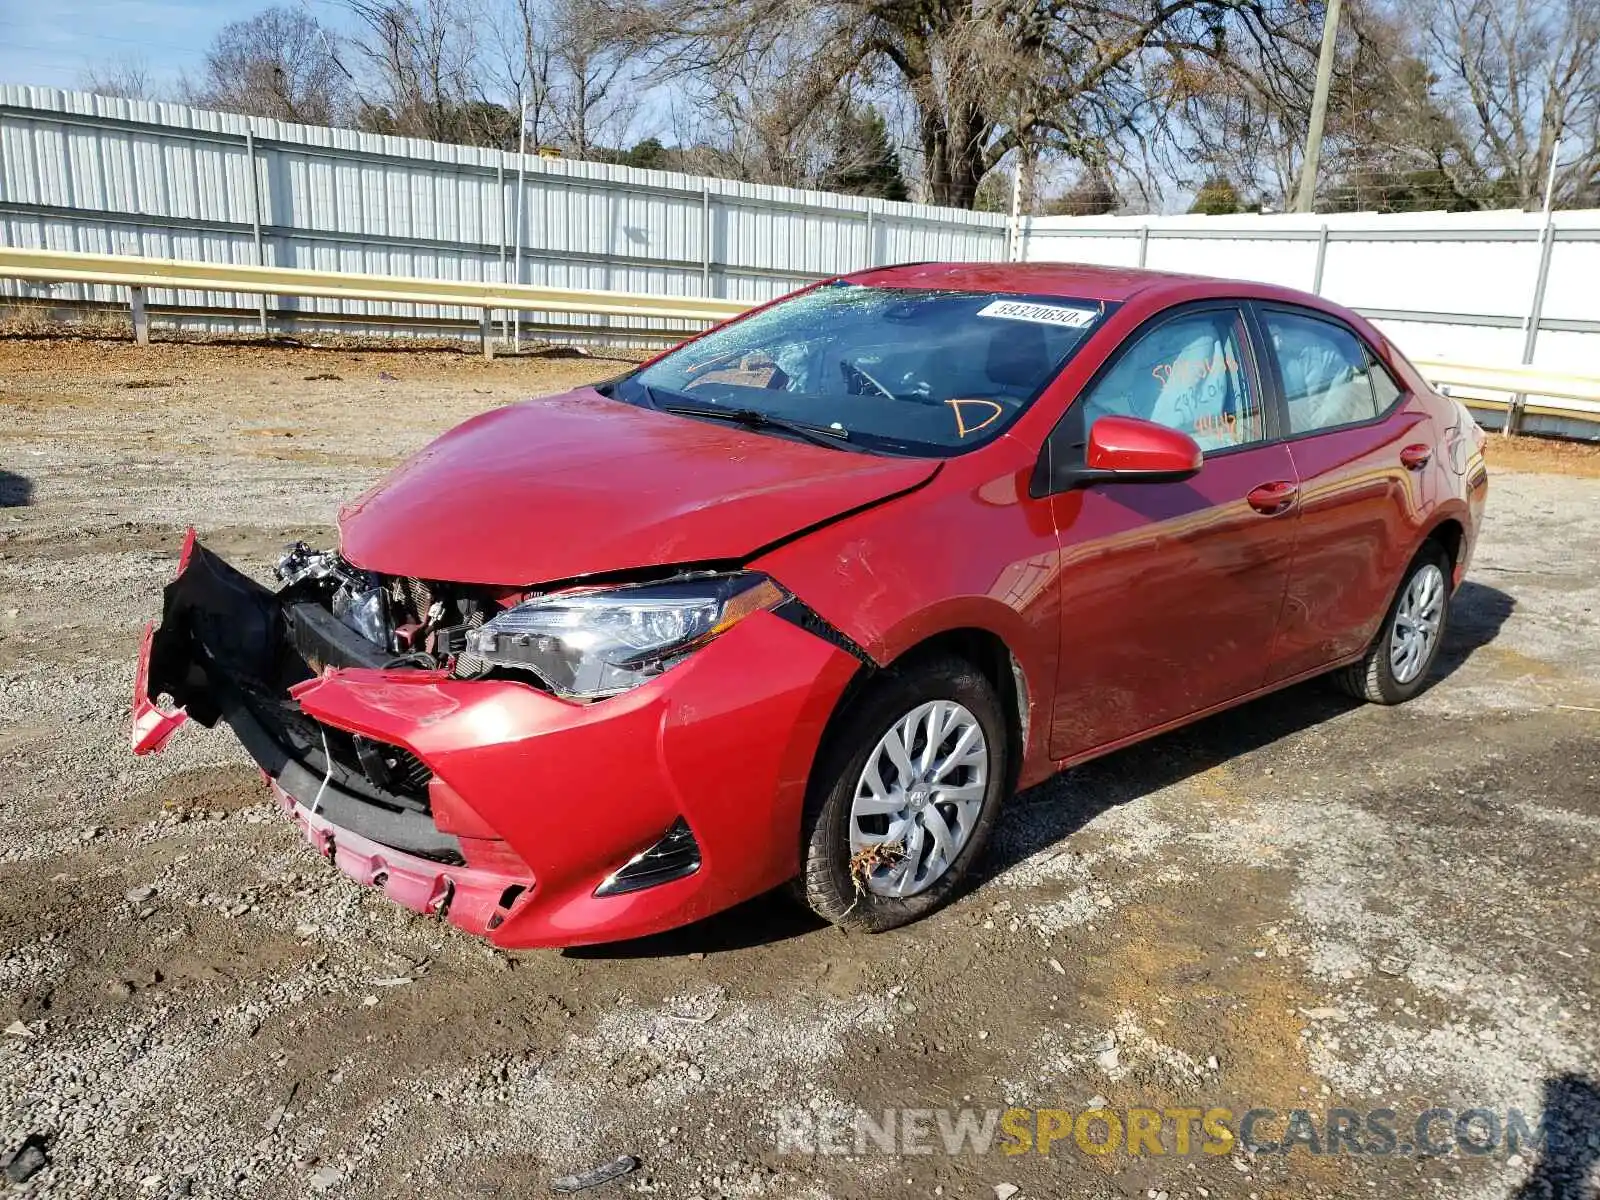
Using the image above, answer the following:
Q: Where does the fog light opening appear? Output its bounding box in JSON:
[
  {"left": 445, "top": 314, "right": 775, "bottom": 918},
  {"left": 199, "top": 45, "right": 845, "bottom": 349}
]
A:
[{"left": 594, "top": 818, "right": 702, "bottom": 897}]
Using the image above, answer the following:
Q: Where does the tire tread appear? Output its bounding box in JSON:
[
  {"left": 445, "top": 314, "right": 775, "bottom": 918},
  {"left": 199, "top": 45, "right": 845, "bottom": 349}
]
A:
[{"left": 796, "top": 654, "right": 1008, "bottom": 933}]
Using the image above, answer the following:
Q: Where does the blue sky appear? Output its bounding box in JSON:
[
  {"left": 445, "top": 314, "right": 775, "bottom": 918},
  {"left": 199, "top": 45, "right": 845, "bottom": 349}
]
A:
[{"left": 0, "top": 0, "right": 349, "bottom": 92}]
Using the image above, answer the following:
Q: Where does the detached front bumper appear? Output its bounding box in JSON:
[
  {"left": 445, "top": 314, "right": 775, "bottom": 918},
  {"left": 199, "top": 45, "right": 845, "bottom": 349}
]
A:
[
  {"left": 273, "top": 785, "right": 533, "bottom": 933},
  {"left": 133, "top": 532, "right": 859, "bottom": 947}
]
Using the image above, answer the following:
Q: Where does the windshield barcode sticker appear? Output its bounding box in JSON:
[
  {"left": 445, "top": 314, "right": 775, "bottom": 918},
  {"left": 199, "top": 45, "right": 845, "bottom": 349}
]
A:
[{"left": 976, "top": 300, "right": 1099, "bottom": 328}]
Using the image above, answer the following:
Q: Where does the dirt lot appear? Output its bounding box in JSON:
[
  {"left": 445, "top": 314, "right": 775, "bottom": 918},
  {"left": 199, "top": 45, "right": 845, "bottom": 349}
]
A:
[{"left": 1, "top": 335, "right": 1596, "bottom": 1200}]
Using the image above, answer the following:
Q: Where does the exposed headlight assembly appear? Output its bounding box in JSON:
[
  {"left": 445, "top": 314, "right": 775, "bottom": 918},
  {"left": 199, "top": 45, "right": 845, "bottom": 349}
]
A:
[
  {"left": 277, "top": 542, "right": 391, "bottom": 650},
  {"left": 464, "top": 573, "right": 788, "bottom": 699}
]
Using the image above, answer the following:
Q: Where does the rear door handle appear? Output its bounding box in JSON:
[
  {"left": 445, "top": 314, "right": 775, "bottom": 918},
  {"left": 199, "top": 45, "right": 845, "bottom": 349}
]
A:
[
  {"left": 1400, "top": 444, "right": 1432, "bottom": 470},
  {"left": 1246, "top": 480, "right": 1299, "bottom": 515}
]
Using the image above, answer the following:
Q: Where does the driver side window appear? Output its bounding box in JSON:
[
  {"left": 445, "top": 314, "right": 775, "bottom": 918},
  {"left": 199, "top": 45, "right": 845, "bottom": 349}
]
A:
[{"left": 1081, "top": 309, "right": 1265, "bottom": 452}]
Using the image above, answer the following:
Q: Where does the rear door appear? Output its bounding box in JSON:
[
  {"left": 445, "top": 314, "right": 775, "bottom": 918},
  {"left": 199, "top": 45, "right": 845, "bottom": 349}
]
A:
[
  {"left": 1046, "top": 302, "right": 1302, "bottom": 761},
  {"left": 1250, "top": 303, "right": 1433, "bottom": 683}
]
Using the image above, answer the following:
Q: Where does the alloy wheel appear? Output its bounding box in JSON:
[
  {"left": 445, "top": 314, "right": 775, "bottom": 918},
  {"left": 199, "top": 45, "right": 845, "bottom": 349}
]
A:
[
  {"left": 848, "top": 699, "right": 989, "bottom": 898},
  {"left": 1390, "top": 563, "right": 1446, "bottom": 685}
]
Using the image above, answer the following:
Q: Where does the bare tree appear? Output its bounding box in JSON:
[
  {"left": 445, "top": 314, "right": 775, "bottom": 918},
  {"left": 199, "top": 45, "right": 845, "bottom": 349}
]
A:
[
  {"left": 85, "top": 0, "right": 1592, "bottom": 211},
  {"left": 486, "top": 0, "right": 561, "bottom": 150},
  {"left": 630, "top": 0, "right": 1313, "bottom": 208},
  {"left": 79, "top": 56, "right": 158, "bottom": 101},
  {"left": 1425, "top": 0, "right": 1600, "bottom": 207},
  {"left": 1154, "top": 0, "right": 1559, "bottom": 213},
  {"left": 343, "top": 0, "right": 486, "bottom": 141},
  {"left": 1315, "top": 3, "right": 1491, "bottom": 210},
  {"left": 1274, "top": 0, "right": 1600, "bottom": 211},
  {"left": 651, "top": 45, "right": 906, "bottom": 191},
  {"left": 1160, "top": 6, "right": 1325, "bottom": 206},
  {"left": 186, "top": 6, "right": 353, "bottom": 125},
  {"left": 549, "top": 0, "right": 639, "bottom": 157}
]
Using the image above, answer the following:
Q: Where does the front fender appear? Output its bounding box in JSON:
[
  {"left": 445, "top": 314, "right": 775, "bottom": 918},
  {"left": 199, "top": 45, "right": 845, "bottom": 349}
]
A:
[{"left": 753, "top": 446, "right": 1061, "bottom": 785}]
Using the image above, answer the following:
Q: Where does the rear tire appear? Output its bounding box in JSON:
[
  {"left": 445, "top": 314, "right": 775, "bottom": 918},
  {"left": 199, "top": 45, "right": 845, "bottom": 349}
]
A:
[
  {"left": 1334, "top": 545, "right": 1452, "bottom": 705},
  {"left": 797, "top": 655, "right": 1009, "bottom": 933}
]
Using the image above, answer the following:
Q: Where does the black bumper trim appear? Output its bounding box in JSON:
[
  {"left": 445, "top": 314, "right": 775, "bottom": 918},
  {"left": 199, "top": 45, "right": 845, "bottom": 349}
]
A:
[
  {"left": 146, "top": 539, "right": 464, "bottom": 865},
  {"left": 214, "top": 678, "right": 463, "bottom": 863},
  {"left": 286, "top": 601, "right": 392, "bottom": 672},
  {"left": 594, "top": 818, "right": 701, "bottom": 896},
  {"left": 773, "top": 597, "right": 874, "bottom": 665}
]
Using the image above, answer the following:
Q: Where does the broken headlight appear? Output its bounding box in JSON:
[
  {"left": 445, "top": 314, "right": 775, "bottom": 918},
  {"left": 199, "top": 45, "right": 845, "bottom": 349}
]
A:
[
  {"left": 331, "top": 582, "right": 389, "bottom": 648},
  {"left": 276, "top": 542, "right": 391, "bottom": 650},
  {"left": 464, "top": 573, "right": 787, "bottom": 699}
]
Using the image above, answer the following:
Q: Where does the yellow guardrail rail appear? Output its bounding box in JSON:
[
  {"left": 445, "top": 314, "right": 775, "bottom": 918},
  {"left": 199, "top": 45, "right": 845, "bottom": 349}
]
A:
[
  {"left": 0, "top": 244, "right": 751, "bottom": 333},
  {"left": 0, "top": 246, "right": 1596, "bottom": 433},
  {"left": 1414, "top": 360, "right": 1600, "bottom": 406},
  {"left": 1413, "top": 359, "right": 1600, "bottom": 431}
]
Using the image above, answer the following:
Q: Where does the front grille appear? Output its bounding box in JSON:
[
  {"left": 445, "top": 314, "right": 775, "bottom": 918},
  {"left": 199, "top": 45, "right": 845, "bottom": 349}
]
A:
[
  {"left": 351, "top": 734, "right": 433, "bottom": 796},
  {"left": 239, "top": 680, "right": 433, "bottom": 812}
]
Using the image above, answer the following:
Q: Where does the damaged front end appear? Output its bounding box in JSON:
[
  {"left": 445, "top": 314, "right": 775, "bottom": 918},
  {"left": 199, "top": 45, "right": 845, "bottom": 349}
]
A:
[
  {"left": 134, "top": 528, "right": 864, "bottom": 947},
  {"left": 134, "top": 530, "right": 536, "bottom": 935}
]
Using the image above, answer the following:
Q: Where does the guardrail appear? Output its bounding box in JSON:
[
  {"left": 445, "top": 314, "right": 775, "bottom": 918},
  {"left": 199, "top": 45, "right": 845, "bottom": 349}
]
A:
[
  {"left": 0, "top": 245, "right": 750, "bottom": 357},
  {"left": 1, "top": 246, "right": 1598, "bottom": 437},
  {"left": 1413, "top": 359, "right": 1600, "bottom": 434}
]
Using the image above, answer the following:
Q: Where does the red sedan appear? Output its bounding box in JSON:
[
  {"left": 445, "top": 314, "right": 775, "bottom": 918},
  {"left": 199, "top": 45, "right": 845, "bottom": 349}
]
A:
[{"left": 132, "top": 263, "right": 1488, "bottom": 947}]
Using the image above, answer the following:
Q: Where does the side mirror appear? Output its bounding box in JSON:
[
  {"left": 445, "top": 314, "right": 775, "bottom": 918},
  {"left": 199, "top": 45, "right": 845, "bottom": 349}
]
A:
[{"left": 1084, "top": 415, "right": 1203, "bottom": 482}]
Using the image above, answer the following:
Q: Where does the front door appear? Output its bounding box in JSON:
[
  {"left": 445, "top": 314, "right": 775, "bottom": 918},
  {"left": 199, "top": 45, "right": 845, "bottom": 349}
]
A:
[{"left": 1047, "top": 304, "right": 1301, "bottom": 761}]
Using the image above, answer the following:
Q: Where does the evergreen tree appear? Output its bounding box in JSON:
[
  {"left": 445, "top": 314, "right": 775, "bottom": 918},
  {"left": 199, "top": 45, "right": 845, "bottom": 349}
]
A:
[
  {"left": 823, "top": 108, "right": 909, "bottom": 202},
  {"left": 1189, "top": 175, "right": 1241, "bottom": 215}
]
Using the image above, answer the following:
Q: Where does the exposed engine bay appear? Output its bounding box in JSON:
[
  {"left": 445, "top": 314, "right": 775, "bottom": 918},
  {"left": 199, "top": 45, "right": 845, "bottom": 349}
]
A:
[
  {"left": 138, "top": 538, "right": 521, "bottom": 864},
  {"left": 140, "top": 539, "right": 792, "bottom": 864},
  {"left": 274, "top": 543, "right": 500, "bottom": 678}
]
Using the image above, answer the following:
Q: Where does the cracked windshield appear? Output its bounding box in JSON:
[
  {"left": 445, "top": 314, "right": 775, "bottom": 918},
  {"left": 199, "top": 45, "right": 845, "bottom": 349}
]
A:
[{"left": 611, "top": 283, "right": 1111, "bottom": 455}]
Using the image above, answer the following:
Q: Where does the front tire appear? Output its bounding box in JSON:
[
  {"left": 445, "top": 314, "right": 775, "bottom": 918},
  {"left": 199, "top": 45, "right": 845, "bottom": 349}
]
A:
[
  {"left": 1335, "top": 545, "right": 1452, "bottom": 705},
  {"left": 797, "top": 655, "right": 1009, "bottom": 933}
]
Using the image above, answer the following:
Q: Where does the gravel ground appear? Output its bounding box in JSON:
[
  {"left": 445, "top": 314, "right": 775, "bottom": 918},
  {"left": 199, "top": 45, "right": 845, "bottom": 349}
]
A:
[{"left": 0, "top": 334, "right": 1596, "bottom": 1200}]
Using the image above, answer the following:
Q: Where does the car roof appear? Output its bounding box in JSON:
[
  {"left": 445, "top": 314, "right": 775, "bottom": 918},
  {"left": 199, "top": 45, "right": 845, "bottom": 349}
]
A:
[
  {"left": 844, "top": 261, "right": 1234, "bottom": 303},
  {"left": 840, "top": 259, "right": 1412, "bottom": 389}
]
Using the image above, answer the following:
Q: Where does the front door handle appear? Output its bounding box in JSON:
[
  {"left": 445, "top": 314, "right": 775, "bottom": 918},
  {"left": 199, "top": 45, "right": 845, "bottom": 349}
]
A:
[
  {"left": 1400, "top": 444, "right": 1432, "bottom": 470},
  {"left": 1246, "top": 480, "right": 1299, "bottom": 515}
]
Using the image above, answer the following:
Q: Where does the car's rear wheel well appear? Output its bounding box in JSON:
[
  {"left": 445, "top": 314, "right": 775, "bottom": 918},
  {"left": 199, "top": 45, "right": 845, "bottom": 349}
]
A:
[{"left": 1428, "top": 518, "right": 1465, "bottom": 577}]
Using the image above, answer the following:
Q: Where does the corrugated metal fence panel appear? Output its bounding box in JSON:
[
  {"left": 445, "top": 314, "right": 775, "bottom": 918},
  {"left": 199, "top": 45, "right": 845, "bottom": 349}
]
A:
[
  {"left": 0, "top": 86, "right": 1007, "bottom": 339},
  {"left": 1021, "top": 209, "right": 1600, "bottom": 379},
  {"left": 1538, "top": 216, "right": 1600, "bottom": 376}
]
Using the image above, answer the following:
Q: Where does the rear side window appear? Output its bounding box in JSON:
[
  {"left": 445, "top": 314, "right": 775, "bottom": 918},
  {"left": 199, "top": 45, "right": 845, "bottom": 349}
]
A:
[
  {"left": 1370, "top": 356, "right": 1404, "bottom": 410},
  {"left": 1079, "top": 308, "right": 1267, "bottom": 452},
  {"left": 1263, "top": 310, "right": 1397, "bottom": 435}
]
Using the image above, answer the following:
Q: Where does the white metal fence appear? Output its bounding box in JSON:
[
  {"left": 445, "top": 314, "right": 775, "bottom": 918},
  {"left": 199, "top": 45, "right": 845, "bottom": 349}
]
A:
[
  {"left": 3, "top": 87, "right": 1599, "bottom": 434},
  {"left": 0, "top": 86, "right": 1007, "bottom": 341},
  {"left": 1020, "top": 210, "right": 1600, "bottom": 436}
]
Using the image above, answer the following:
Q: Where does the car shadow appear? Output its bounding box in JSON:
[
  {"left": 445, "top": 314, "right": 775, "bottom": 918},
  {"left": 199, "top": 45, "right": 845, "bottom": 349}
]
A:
[
  {"left": 1512, "top": 1073, "right": 1600, "bottom": 1200},
  {"left": 0, "top": 470, "right": 31, "bottom": 508},
  {"left": 568, "top": 579, "right": 1517, "bottom": 959},
  {"left": 981, "top": 577, "right": 1516, "bottom": 877},
  {"left": 560, "top": 888, "right": 829, "bottom": 960},
  {"left": 1436, "top": 578, "right": 1517, "bottom": 679},
  {"left": 979, "top": 679, "right": 1364, "bottom": 880}
]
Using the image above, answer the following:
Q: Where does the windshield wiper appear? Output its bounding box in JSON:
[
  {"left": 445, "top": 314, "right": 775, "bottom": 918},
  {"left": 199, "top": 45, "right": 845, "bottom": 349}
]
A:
[{"left": 657, "top": 401, "right": 851, "bottom": 450}]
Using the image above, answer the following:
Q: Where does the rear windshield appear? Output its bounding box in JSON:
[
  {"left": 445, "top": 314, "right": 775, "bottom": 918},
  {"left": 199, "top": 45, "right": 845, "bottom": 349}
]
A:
[{"left": 612, "top": 282, "right": 1112, "bottom": 455}]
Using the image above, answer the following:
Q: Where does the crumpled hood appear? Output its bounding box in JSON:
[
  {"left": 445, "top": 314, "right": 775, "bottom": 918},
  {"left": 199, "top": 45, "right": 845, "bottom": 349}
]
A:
[{"left": 338, "top": 389, "right": 938, "bottom": 585}]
